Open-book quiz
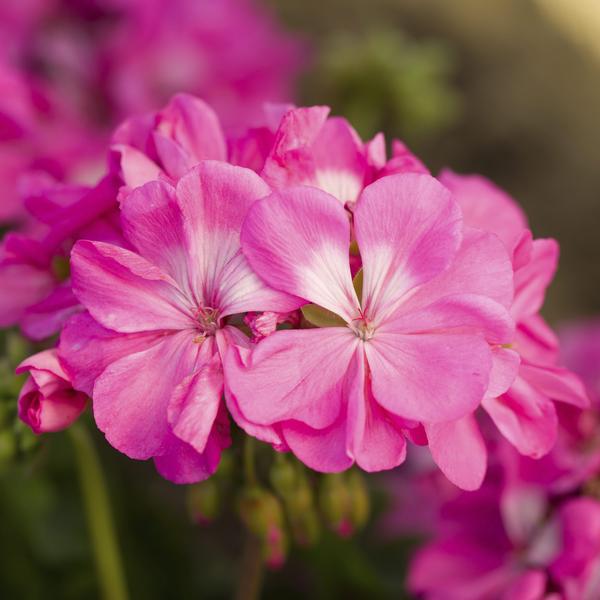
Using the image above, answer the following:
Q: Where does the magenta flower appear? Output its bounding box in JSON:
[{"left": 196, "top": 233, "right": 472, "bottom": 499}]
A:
[
  {"left": 440, "top": 170, "right": 589, "bottom": 459},
  {"left": 16, "top": 348, "right": 87, "bottom": 434},
  {"left": 0, "top": 175, "right": 121, "bottom": 339},
  {"left": 61, "top": 162, "right": 298, "bottom": 483},
  {"left": 407, "top": 460, "right": 600, "bottom": 600},
  {"left": 225, "top": 172, "right": 515, "bottom": 487}
]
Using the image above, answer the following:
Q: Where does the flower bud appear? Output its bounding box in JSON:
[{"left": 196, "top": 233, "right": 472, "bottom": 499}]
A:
[
  {"left": 238, "top": 487, "right": 288, "bottom": 568},
  {"left": 320, "top": 471, "right": 370, "bottom": 537},
  {"left": 186, "top": 479, "right": 220, "bottom": 525},
  {"left": 270, "top": 456, "right": 320, "bottom": 547},
  {"left": 16, "top": 349, "right": 87, "bottom": 434}
]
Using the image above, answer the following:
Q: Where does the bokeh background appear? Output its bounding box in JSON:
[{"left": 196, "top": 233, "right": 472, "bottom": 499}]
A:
[{"left": 1, "top": 0, "right": 599, "bottom": 598}]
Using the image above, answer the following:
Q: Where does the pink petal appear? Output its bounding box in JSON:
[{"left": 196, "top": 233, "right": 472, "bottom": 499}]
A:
[
  {"left": 261, "top": 105, "right": 330, "bottom": 187},
  {"left": 519, "top": 362, "right": 589, "bottom": 408},
  {"left": 366, "top": 330, "right": 491, "bottom": 423},
  {"left": 503, "top": 570, "right": 547, "bottom": 600},
  {"left": 71, "top": 240, "right": 191, "bottom": 333},
  {"left": 154, "top": 413, "right": 230, "bottom": 485},
  {"left": 21, "top": 283, "right": 80, "bottom": 340},
  {"left": 224, "top": 328, "right": 358, "bottom": 428},
  {"left": 168, "top": 350, "right": 223, "bottom": 454},
  {"left": 59, "top": 312, "right": 164, "bottom": 396},
  {"left": 345, "top": 350, "right": 407, "bottom": 471},
  {"left": 385, "top": 293, "right": 514, "bottom": 345},
  {"left": 488, "top": 347, "right": 521, "bottom": 398},
  {"left": 120, "top": 179, "right": 193, "bottom": 295},
  {"left": 311, "top": 117, "right": 366, "bottom": 203},
  {"left": 112, "top": 143, "right": 162, "bottom": 189},
  {"left": 483, "top": 374, "right": 558, "bottom": 458},
  {"left": 512, "top": 238, "right": 558, "bottom": 321},
  {"left": 355, "top": 173, "right": 462, "bottom": 323},
  {"left": 176, "top": 161, "right": 298, "bottom": 315},
  {"left": 439, "top": 169, "right": 528, "bottom": 253},
  {"left": 281, "top": 414, "right": 354, "bottom": 473},
  {"left": 241, "top": 185, "right": 359, "bottom": 320},
  {"left": 401, "top": 227, "right": 514, "bottom": 312},
  {"left": 220, "top": 327, "right": 288, "bottom": 449},
  {"left": 155, "top": 94, "right": 227, "bottom": 164},
  {"left": 0, "top": 262, "right": 54, "bottom": 328},
  {"left": 93, "top": 330, "right": 200, "bottom": 460},
  {"left": 425, "top": 415, "right": 487, "bottom": 491}
]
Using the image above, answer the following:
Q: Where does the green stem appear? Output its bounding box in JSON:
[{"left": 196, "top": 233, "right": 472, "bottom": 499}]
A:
[
  {"left": 68, "top": 423, "right": 129, "bottom": 600},
  {"left": 243, "top": 435, "right": 257, "bottom": 485},
  {"left": 235, "top": 532, "right": 264, "bottom": 600}
]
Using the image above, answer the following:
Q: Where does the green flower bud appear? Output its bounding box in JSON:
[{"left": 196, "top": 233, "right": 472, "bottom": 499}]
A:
[{"left": 186, "top": 479, "right": 220, "bottom": 525}]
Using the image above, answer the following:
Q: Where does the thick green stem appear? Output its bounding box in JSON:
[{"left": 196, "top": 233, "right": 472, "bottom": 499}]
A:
[
  {"left": 68, "top": 423, "right": 129, "bottom": 600},
  {"left": 243, "top": 435, "right": 257, "bottom": 485},
  {"left": 235, "top": 532, "right": 264, "bottom": 600}
]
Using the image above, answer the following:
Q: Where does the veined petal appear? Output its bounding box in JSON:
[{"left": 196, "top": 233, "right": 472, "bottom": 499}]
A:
[
  {"left": 281, "top": 414, "right": 354, "bottom": 473},
  {"left": 383, "top": 294, "right": 514, "bottom": 345},
  {"left": 154, "top": 414, "right": 230, "bottom": 485},
  {"left": 483, "top": 374, "right": 558, "bottom": 458},
  {"left": 439, "top": 169, "right": 528, "bottom": 253},
  {"left": 355, "top": 173, "right": 462, "bottom": 324},
  {"left": 59, "top": 311, "right": 165, "bottom": 396},
  {"left": 120, "top": 180, "right": 193, "bottom": 296},
  {"left": 241, "top": 186, "right": 359, "bottom": 320},
  {"left": 71, "top": 240, "right": 191, "bottom": 333},
  {"left": 93, "top": 330, "right": 200, "bottom": 460},
  {"left": 519, "top": 363, "right": 589, "bottom": 408},
  {"left": 425, "top": 415, "right": 487, "bottom": 491},
  {"left": 365, "top": 330, "right": 491, "bottom": 423},
  {"left": 155, "top": 94, "right": 227, "bottom": 163},
  {"left": 176, "top": 162, "right": 296, "bottom": 314},
  {"left": 512, "top": 238, "right": 558, "bottom": 321},
  {"left": 168, "top": 349, "right": 223, "bottom": 454},
  {"left": 400, "top": 227, "right": 514, "bottom": 312},
  {"left": 345, "top": 350, "right": 407, "bottom": 471},
  {"left": 224, "top": 328, "right": 358, "bottom": 428}
]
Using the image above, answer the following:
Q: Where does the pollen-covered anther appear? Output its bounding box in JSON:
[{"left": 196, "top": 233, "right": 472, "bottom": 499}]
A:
[
  {"left": 194, "top": 306, "right": 221, "bottom": 336},
  {"left": 349, "top": 316, "right": 375, "bottom": 342}
]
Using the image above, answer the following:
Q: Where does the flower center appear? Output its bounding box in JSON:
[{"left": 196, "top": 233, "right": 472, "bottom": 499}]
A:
[
  {"left": 349, "top": 315, "right": 375, "bottom": 341},
  {"left": 194, "top": 306, "right": 221, "bottom": 337}
]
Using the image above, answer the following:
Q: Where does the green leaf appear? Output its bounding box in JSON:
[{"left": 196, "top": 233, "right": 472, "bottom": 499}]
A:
[{"left": 301, "top": 304, "right": 346, "bottom": 328}]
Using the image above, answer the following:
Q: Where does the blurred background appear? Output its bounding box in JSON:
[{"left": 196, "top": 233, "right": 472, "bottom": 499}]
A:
[{"left": 1, "top": 0, "right": 599, "bottom": 598}]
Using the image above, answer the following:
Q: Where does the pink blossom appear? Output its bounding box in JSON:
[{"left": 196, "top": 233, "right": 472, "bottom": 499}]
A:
[
  {"left": 225, "top": 172, "right": 515, "bottom": 487},
  {"left": 407, "top": 459, "right": 600, "bottom": 600},
  {"left": 60, "top": 161, "right": 298, "bottom": 483},
  {"left": 439, "top": 170, "right": 589, "bottom": 460},
  {"left": 260, "top": 106, "right": 427, "bottom": 207},
  {"left": 0, "top": 175, "right": 121, "bottom": 339},
  {"left": 16, "top": 348, "right": 87, "bottom": 434}
]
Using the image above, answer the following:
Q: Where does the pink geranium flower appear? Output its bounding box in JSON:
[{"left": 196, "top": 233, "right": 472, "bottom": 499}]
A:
[
  {"left": 225, "top": 172, "right": 515, "bottom": 487},
  {"left": 61, "top": 161, "right": 298, "bottom": 483},
  {"left": 407, "top": 459, "right": 600, "bottom": 600},
  {"left": 16, "top": 348, "right": 87, "bottom": 434},
  {"left": 440, "top": 170, "right": 589, "bottom": 459},
  {"left": 260, "top": 106, "right": 427, "bottom": 207}
]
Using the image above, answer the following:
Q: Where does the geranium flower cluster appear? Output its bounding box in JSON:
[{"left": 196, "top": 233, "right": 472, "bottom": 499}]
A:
[
  {"left": 0, "top": 0, "right": 303, "bottom": 224},
  {"left": 8, "top": 94, "right": 588, "bottom": 491}
]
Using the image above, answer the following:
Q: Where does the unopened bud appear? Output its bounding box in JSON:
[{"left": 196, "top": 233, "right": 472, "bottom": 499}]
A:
[
  {"left": 320, "top": 471, "right": 371, "bottom": 537},
  {"left": 187, "top": 479, "right": 220, "bottom": 525},
  {"left": 347, "top": 470, "right": 370, "bottom": 532},
  {"left": 238, "top": 487, "right": 288, "bottom": 568},
  {"left": 320, "top": 473, "right": 353, "bottom": 537},
  {"left": 271, "top": 456, "right": 320, "bottom": 546}
]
